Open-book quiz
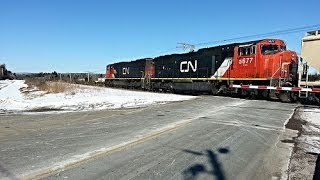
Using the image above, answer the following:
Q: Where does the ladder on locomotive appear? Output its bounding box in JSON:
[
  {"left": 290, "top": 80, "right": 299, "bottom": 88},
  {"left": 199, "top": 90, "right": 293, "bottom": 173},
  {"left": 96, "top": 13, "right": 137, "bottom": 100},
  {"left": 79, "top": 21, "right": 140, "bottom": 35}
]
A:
[{"left": 298, "top": 61, "right": 309, "bottom": 99}]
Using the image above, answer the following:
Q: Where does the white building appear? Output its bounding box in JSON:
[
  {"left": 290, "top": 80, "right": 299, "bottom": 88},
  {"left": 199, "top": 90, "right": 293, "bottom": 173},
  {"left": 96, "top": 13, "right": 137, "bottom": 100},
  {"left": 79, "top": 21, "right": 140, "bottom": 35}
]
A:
[{"left": 301, "top": 30, "right": 320, "bottom": 74}]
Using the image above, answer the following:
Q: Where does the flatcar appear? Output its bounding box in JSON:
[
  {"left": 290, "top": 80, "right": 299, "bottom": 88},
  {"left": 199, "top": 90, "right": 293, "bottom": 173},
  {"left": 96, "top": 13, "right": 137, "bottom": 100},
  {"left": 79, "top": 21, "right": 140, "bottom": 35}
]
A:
[{"left": 105, "top": 39, "right": 320, "bottom": 104}]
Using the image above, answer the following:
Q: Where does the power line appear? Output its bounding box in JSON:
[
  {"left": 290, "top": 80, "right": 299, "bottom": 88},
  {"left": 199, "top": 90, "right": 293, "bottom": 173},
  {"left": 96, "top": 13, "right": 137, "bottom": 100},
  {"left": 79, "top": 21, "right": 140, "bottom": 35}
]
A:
[
  {"left": 154, "top": 47, "right": 178, "bottom": 56},
  {"left": 151, "top": 24, "right": 320, "bottom": 58},
  {"left": 177, "top": 43, "right": 195, "bottom": 52},
  {"left": 102, "top": 24, "right": 320, "bottom": 67},
  {"left": 194, "top": 24, "right": 320, "bottom": 47}
]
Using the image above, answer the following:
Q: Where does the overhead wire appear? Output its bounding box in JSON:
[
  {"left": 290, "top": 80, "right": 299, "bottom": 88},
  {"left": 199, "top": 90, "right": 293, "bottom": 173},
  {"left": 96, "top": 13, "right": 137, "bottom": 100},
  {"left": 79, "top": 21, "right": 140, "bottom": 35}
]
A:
[
  {"left": 153, "top": 24, "right": 320, "bottom": 57},
  {"left": 194, "top": 24, "right": 320, "bottom": 47},
  {"left": 98, "top": 24, "right": 320, "bottom": 71}
]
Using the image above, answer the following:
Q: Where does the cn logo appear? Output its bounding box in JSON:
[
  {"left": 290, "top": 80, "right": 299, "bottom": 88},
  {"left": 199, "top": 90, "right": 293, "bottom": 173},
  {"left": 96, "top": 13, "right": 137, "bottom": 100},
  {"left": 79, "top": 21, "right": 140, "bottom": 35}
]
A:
[
  {"left": 122, "top": 67, "right": 130, "bottom": 75},
  {"left": 180, "top": 60, "right": 197, "bottom": 73}
]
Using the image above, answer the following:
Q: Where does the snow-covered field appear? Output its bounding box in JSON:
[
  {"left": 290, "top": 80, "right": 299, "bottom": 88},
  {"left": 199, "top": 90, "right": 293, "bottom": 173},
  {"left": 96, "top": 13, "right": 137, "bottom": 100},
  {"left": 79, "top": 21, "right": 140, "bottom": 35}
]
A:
[
  {"left": 0, "top": 80, "right": 195, "bottom": 114},
  {"left": 300, "top": 108, "right": 320, "bottom": 154}
]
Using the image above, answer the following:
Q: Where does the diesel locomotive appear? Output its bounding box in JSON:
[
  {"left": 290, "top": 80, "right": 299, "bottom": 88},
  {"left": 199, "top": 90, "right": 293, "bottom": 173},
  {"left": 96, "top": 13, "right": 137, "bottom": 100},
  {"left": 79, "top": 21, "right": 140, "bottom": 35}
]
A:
[{"left": 105, "top": 39, "right": 320, "bottom": 104}]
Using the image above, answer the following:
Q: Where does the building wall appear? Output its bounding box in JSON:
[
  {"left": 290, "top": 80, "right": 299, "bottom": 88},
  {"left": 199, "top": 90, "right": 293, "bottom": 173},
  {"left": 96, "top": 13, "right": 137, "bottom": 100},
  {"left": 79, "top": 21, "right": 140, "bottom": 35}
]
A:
[{"left": 301, "top": 30, "right": 320, "bottom": 73}]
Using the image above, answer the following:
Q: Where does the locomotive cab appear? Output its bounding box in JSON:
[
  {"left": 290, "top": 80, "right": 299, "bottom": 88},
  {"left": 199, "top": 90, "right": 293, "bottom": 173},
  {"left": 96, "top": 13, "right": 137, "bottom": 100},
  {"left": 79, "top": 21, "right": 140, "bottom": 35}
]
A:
[
  {"left": 230, "top": 39, "right": 298, "bottom": 86},
  {"left": 257, "top": 39, "right": 298, "bottom": 86}
]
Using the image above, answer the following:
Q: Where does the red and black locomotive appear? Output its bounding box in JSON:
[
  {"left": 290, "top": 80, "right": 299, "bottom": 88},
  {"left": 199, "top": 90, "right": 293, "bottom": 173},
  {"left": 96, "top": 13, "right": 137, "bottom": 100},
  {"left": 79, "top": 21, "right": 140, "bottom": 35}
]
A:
[{"left": 105, "top": 39, "right": 319, "bottom": 103}]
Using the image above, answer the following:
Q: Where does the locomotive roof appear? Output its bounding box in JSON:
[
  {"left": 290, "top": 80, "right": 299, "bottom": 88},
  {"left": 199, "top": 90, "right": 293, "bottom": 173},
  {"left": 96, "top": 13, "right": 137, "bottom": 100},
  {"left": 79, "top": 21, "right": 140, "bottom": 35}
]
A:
[
  {"left": 111, "top": 58, "right": 152, "bottom": 65},
  {"left": 155, "top": 39, "right": 262, "bottom": 59},
  {"left": 108, "top": 38, "right": 281, "bottom": 65}
]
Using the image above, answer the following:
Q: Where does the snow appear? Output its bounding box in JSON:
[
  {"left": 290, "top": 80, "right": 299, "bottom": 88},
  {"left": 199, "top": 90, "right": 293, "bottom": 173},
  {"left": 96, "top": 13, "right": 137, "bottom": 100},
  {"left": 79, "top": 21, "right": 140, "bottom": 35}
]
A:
[
  {"left": 301, "top": 108, "right": 320, "bottom": 127},
  {"left": 0, "top": 80, "right": 196, "bottom": 114},
  {"left": 301, "top": 136, "right": 320, "bottom": 154},
  {"left": 300, "top": 108, "right": 320, "bottom": 154}
]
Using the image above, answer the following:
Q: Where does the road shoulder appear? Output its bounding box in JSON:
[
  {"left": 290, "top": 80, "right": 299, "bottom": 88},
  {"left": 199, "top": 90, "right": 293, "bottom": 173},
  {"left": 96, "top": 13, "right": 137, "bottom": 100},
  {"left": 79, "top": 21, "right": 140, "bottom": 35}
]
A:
[{"left": 286, "top": 106, "right": 320, "bottom": 180}]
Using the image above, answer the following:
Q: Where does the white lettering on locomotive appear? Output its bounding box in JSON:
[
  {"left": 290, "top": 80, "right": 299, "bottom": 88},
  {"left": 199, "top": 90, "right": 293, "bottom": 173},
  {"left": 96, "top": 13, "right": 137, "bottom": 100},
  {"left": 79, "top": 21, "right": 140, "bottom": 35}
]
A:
[
  {"left": 180, "top": 60, "right": 197, "bottom": 73},
  {"left": 239, "top": 58, "right": 253, "bottom": 65},
  {"left": 122, "top": 67, "right": 130, "bottom": 75}
]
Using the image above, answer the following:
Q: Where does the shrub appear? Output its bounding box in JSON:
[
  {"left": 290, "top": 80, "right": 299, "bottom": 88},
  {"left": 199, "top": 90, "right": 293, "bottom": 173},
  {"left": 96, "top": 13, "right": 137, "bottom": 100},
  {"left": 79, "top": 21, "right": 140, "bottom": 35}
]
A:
[{"left": 24, "top": 78, "right": 78, "bottom": 94}]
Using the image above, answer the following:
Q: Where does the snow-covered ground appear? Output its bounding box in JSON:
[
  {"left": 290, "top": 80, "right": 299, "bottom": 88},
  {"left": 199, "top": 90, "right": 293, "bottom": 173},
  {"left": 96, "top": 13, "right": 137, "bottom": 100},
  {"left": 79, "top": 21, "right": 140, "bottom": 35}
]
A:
[
  {"left": 0, "top": 80, "right": 196, "bottom": 114},
  {"left": 300, "top": 108, "right": 320, "bottom": 154}
]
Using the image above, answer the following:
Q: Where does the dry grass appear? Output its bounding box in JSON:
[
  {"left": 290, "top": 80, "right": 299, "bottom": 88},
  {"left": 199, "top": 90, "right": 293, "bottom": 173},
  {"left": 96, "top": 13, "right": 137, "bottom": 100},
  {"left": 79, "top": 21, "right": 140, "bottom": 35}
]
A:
[
  {"left": 24, "top": 78, "right": 78, "bottom": 94},
  {"left": 46, "top": 81, "right": 78, "bottom": 94}
]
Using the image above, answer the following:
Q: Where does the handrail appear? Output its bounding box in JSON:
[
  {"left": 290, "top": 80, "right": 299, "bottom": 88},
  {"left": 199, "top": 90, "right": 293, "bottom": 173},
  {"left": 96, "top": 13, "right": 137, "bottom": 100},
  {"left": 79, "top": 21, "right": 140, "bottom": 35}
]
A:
[{"left": 270, "top": 56, "right": 283, "bottom": 86}]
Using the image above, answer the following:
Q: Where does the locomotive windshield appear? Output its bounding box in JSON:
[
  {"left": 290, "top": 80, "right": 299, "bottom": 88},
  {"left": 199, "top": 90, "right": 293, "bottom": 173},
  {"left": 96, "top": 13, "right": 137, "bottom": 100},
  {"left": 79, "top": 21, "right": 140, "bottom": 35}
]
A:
[{"left": 261, "top": 44, "right": 279, "bottom": 55}]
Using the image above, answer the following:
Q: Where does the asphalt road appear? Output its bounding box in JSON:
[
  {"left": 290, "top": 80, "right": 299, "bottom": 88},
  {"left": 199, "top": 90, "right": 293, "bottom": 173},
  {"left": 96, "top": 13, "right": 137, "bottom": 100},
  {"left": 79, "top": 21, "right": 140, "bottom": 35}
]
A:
[{"left": 0, "top": 96, "right": 297, "bottom": 180}]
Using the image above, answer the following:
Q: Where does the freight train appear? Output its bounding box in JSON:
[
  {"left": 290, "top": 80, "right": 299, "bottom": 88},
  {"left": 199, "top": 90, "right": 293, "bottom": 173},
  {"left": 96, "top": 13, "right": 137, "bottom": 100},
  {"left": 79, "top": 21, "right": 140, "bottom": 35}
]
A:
[{"left": 105, "top": 39, "right": 320, "bottom": 104}]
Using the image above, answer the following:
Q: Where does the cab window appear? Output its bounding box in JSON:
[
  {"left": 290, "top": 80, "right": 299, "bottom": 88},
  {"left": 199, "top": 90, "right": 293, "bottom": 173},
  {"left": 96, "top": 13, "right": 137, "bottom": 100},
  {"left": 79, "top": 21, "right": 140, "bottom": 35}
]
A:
[
  {"left": 261, "top": 44, "right": 279, "bottom": 55},
  {"left": 238, "top": 45, "right": 256, "bottom": 56}
]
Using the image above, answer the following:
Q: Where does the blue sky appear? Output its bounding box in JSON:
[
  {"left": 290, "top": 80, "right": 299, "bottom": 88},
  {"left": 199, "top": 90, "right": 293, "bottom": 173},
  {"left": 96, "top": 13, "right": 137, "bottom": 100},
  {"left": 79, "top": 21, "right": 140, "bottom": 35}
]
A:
[{"left": 0, "top": 0, "right": 319, "bottom": 73}]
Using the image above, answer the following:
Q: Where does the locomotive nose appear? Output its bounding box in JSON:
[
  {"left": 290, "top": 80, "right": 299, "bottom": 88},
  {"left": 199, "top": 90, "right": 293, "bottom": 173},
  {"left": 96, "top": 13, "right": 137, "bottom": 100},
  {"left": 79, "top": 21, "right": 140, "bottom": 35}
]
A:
[{"left": 281, "top": 50, "right": 298, "bottom": 62}]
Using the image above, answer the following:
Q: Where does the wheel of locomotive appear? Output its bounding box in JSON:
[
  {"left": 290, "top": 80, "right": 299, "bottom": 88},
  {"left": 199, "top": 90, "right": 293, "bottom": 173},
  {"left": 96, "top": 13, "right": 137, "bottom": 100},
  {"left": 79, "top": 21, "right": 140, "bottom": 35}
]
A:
[
  {"left": 278, "top": 91, "right": 293, "bottom": 103},
  {"left": 217, "top": 85, "right": 228, "bottom": 96},
  {"left": 168, "top": 82, "right": 175, "bottom": 94},
  {"left": 229, "top": 87, "right": 238, "bottom": 98},
  {"left": 241, "top": 89, "right": 255, "bottom": 99},
  {"left": 258, "top": 89, "right": 269, "bottom": 100},
  {"left": 238, "top": 88, "right": 248, "bottom": 99},
  {"left": 290, "top": 92, "right": 298, "bottom": 103},
  {"left": 211, "top": 84, "right": 219, "bottom": 95},
  {"left": 248, "top": 89, "right": 258, "bottom": 99},
  {"left": 307, "top": 94, "right": 320, "bottom": 105}
]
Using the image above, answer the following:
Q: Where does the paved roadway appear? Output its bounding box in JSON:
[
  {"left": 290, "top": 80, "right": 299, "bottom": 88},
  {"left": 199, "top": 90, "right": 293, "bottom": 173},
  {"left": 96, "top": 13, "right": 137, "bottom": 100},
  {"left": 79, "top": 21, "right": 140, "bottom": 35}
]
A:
[{"left": 0, "top": 96, "right": 297, "bottom": 180}]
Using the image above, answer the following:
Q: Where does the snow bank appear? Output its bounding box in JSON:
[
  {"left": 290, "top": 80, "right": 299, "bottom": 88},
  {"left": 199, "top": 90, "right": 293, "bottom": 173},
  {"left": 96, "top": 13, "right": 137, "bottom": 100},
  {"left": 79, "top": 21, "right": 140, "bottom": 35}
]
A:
[
  {"left": 300, "top": 108, "right": 320, "bottom": 154},
  {"left": 301, "top": 108, "right": 320, "bottom": 127},
  {"left": 0, "top": 80, "right": 196, "bottom": 114},
  {"left": 0, "top": 80, "right": 28, "bottom": 111}
]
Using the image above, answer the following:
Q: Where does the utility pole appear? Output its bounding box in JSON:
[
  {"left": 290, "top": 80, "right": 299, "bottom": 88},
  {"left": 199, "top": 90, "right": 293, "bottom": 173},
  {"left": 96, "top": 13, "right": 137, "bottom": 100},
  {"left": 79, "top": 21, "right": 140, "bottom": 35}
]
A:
[
  {"left": 69, "top": 73, "right": 72, "bottom": 83},
  {"left": 87, "top": 72, "right": 90, "bottom": 83}
]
